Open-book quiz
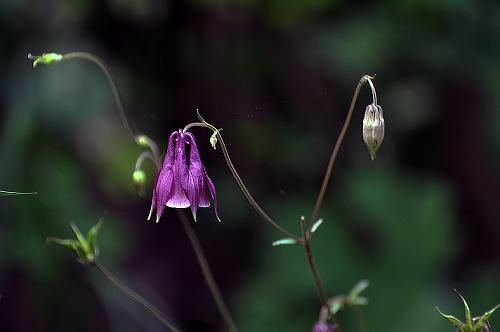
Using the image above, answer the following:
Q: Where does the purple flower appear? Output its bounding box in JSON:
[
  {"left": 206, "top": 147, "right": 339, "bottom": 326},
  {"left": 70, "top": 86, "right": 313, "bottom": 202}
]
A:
[
  {"left": 312, "top": 321, "right": 336, "bottom": 332},
  {"left": 148, "top": 129, "right": 220, "bottom": 223}
]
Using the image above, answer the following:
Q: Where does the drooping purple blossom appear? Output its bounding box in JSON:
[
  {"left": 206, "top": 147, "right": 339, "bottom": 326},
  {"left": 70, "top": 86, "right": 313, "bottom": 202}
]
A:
[
  {"left": 312, "top": 321, "right": 336, "bottom": 332},
  {"left": 148, "top": 129, "right": 220, "bottom": 223}
]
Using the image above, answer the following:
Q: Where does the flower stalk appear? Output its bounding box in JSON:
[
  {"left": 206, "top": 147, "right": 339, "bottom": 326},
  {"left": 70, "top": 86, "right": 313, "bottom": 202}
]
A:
[
  {"left": 48, "top": 221, "right": 181, "bottom": 331},
  {"left": 308, "top": 75, "right": 377, "bottom": 230},
  {"left": 177, "top": 210, "right": 237, "bottom": 332},
  {"left": 94, "top": 260, "right": 181, "bottom": 332},
  {"left": 28, "top": 52, "right": 135, "bottom": 141},
  {"left": 182, "top": 112, "right": 303, "bottom": 243}
]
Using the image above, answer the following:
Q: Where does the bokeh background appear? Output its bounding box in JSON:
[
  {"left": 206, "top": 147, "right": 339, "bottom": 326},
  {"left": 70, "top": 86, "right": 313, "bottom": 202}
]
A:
[{"left": 1, "top": 0, "right": 499, "bottom": 331}]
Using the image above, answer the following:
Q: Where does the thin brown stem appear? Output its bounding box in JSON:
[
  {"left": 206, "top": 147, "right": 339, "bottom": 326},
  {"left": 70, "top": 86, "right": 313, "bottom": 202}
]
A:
[
  {"left": 183, "top": 122, "right": 303, "bottom": 243},
  {"left": 309, "top": 75, "right": 374, "bottom": 230},
  {"left": 60, "top": 52, "right": 136, "bottom": 141},
  {"left": 300, "top": 217, "right": 328, "bottom": 306},
  {"left": 94, "top": 260, "right": 181, "bottom": 332},
  {"left": 352, "top": 306, "right": 367, "bottom": 332},
  {"left": 177, "top": 210, "right": 238, "bottom": 332}
]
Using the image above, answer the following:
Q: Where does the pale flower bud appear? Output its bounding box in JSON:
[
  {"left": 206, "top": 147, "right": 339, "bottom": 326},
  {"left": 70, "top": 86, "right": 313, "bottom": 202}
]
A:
[
  {"left": 362, "top": 104, "right": 384, "bottom": 160},
  {"left": 132, "top": 169, "right": 147, "bottom": 196}
]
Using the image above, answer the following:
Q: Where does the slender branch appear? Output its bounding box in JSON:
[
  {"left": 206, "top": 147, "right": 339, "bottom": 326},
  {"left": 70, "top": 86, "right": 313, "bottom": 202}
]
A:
[
  {"left": 183, "top": 122, "right": 303, "bottom": 243},
  {"left": 135, "top": 151, "right": 157, "bottom": 170},
  {"left": 0, "top": 190, "right": 37, "bottom": 196},
  {"left": 309, "top": 75, "right": 375, "bottom": 230},
  {"left": 93, "top": 260, "right": 181, "bottom": 332},
  {"left": 352, "top": 306, "right": 367, "bottom": 332},
  {"left": 59, "top": 52, "right": 136, "bottom": 141},
  {"left": 300, "top": 217, "right": 328, "bottom": 306},
  {"left": 177, "top": 210, "right": 238, "bottom": 332}
]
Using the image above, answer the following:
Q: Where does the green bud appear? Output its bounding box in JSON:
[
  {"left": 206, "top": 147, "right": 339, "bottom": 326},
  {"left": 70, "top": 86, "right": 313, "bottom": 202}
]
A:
[
  {"left": 210, "top": 128, "right": 223, "bottom": 150},
  {"left": 132, "top": 169, "right": 147, "bottom": 196},
  {"left": 362, "top": 104, "right": 384, "bottom": 160},
  {"left": 28, "top": 53, "right": 63, "bottom": 68},
  {"left": 135, "top": 134, "right": 151, "bottom": 149}
]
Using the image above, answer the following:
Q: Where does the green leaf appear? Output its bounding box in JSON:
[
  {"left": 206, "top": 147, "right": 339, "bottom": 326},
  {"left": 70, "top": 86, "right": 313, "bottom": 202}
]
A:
[
  {"left": 46, "top": 237, "right": 80, "bottom": 251},
  {"left": 329, "top": 299, "right": 344, "bottom": 315},
  {"left": 436, "top": 306, "right": 466, "bottom": 329},
  {"left": 353, "top": 296, "right": 369, "bottom": 306},
  {"left": 271, "top": 238, "right": 298, "bottom": 246},
  {"left": 455, "top": 289, "right": 473, "bottom": 329},
  {"left": 86, "top": 219, "right": 103, "bottom": 258},
  {"left": 348, "top": 279, "right": 370, "bottom": 304},
  {"left": 70, "top": 223, "right": 87, "bottom": 248},
  {"left": 0, "top": 190, "right": 37, "bottom": 196},
  {"left": 473, "top": 304, "right": 499, "bottom": 330},
  {"left": 310, "top": 218, "right": 323, "bottom": 233}
]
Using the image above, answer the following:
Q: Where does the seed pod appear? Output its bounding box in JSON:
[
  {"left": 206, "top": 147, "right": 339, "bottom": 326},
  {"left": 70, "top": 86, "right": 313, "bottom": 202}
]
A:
[{"left": 362, "top": 104, "right": 384, "bottom": 160}]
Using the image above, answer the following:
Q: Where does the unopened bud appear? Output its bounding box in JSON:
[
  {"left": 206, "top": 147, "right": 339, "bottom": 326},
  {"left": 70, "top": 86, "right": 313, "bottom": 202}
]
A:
[
  {"left": 209, "top": 128, "right": 222, "bottom": 150},
  {"left": 135, "top": 135, "right": 150, "bottom": 149},
  {"left": 132, "top": 169, "right": 147, "bottom": 196},
  {"left": 362, "top": 104, "right": 384, "bottom": 160},
  {"left": 28, "top": 53, "right": 63, "bottom": 68}
]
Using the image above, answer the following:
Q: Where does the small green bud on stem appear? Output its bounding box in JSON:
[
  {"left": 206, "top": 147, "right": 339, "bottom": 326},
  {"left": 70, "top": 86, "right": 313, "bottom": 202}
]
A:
[
  {"left": 132, "top": 169, "right": 147, "bottom": 196},
  {"left": 27, "top": 53, "right": 63, "bottom": 68}
]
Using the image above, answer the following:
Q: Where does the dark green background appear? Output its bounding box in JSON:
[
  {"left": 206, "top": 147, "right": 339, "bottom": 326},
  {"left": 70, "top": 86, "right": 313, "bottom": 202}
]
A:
[{"left": 0, "top": 0, "right": 499, "bottom": 331}]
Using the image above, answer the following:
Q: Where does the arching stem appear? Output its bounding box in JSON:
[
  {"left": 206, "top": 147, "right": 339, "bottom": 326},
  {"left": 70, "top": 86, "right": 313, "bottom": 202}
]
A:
[
  {"left": 57, "top": 52, "right": 135, "bottom": 141},
  {"left": 94, "top": 260, "right": 181, "bottom": 332},
  {"left": 308, "top": 75, "right": 376, "bottom": 230},
  {"left": 183, "top": 120, "right": 303, "bottom": 243}
]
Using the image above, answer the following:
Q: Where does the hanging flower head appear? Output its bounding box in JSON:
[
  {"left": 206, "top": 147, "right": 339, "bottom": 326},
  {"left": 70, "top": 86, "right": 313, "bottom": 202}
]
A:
[
  {"left": 148, "top": 129, "right": 220, "bottom": 223},
  {"left": 362, "top": 103, "right": 384, "bottom": 160}
]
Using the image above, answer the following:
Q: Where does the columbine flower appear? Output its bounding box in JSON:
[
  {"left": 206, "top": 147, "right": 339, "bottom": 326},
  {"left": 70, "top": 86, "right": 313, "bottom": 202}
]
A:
[
  {"left": 362, "top": 103, "right": 385, "bottom": 160},
  {"left": 312, "top": 321, "right": 336, "bottom": 332},
  {"left": 148, "top": 129, "right": 220, "bottom": 223}
]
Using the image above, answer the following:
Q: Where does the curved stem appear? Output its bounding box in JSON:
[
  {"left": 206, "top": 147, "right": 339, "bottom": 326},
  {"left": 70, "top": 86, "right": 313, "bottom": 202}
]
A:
[
  {"left": 94, "top": 260, "right": 181, "bottom": 332},
  {"left": 135, "top": 151, "right": 157, "bottom": 170},
  {"left": 183, "top": 122, "right": 302, "bottom": 242},
  {"left": 177, "top": 210, "right": 238, "bottom": 332},
  {"left": 309, "top": 75, "right": 374, "bottom": 230},
  {"left": 300, "top": 217, "right": 328, "bottom": 306},
  {"left": 60, "top": 52, "right": 135, "bottom": 141}
]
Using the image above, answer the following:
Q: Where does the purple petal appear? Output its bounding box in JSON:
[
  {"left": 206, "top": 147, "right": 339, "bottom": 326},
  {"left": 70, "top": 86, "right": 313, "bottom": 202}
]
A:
[
  {"left": 184, "top": 132, "right": 202, "bottom": 166},
  {"left": 162, "top": 131, "right": 178, "bottom": 168},
  {"left": 166, "top": 166, "right": 190, "bottom": 208},
  {"left": 204, "top": 168, "right": 221, "bottom": 222},
  {"left": 184, "top": 132, "right": 210, "bottom": 208},
  {"left": 198, "top": 174, "right": 210, "bottom": 207},
  {"left": 183, "top": 171, "right": 201, "bottom": 221},
  {"left": 155, "top": 167, "right": 175, "bottom": 222},
  {"left": 165, "top": 132, "right": 190, "bottom": 209},
  {"left": 147, "top": 186, "right": 156, "bottom": 221}
]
